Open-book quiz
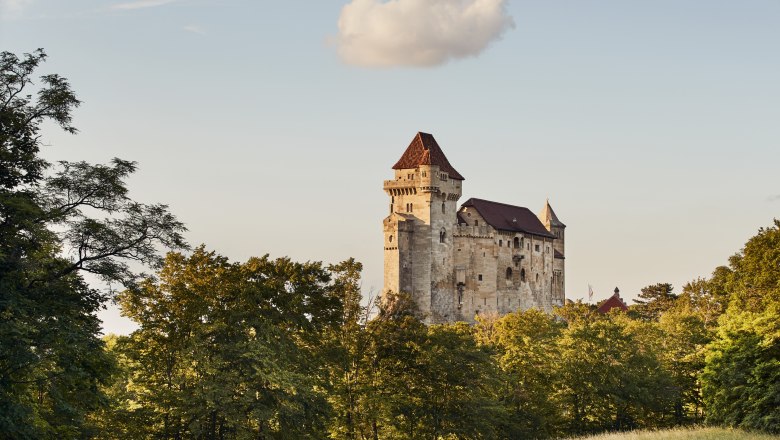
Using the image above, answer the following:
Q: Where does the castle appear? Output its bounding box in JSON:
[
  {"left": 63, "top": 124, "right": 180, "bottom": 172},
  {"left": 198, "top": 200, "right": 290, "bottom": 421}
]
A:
[{"left": 383, "top": 132, "right": 566, "bottom": 323}]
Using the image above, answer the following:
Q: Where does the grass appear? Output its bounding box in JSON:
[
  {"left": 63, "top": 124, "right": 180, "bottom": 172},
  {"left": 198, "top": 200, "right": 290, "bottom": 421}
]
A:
[{"left": 567, "top": 427, "right": 777, "bottom": 440}]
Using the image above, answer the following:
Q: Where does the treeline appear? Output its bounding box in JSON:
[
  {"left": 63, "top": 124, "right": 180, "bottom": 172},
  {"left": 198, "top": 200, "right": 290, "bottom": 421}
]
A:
[
  {"left": 1, "top": 49, "right": 779, "bottom": 439},
  {"left": 88, "top": 223, "right": 779, "bottom": 439}
]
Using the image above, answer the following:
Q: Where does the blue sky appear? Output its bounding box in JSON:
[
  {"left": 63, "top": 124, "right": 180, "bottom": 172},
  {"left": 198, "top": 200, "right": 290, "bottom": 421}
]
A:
[{"left": 2, "top": 0, "right": 779, "bottom": 333}]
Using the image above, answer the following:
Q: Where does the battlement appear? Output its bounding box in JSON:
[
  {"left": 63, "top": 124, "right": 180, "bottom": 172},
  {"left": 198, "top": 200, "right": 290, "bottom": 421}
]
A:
[{"left": 452, "top": 224, "right": 493, "bottom": 238}]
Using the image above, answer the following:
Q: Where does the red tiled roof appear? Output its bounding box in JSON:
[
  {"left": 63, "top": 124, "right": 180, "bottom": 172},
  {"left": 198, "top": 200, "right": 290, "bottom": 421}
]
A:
[
  {"left": 392, "top": 132, "right": 464, "bottom": 180},
  {"left": 596, "top": 293, "right": 628, "bottom": 313},
  {"left": 460, "top": 198, "right": 555, "bottom": 238}
]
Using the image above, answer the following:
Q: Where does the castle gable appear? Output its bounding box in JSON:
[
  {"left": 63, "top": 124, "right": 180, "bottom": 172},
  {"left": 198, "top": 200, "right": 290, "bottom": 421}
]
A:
[
  {"left": 460, "top": 198, "right": 555, "bottom": 238},
  {"left": 392, "top": 132, "right": 465, "bottom": 180}
]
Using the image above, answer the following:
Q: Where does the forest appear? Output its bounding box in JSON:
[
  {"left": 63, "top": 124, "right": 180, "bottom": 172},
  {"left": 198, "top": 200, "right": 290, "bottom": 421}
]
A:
[{"left": 2, "top": 49, "right": 779, "bottom": 439}]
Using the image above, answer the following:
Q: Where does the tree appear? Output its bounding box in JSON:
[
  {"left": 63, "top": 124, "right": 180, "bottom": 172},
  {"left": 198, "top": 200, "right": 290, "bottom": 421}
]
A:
[
  {"left": 655, "top": 307, "right": 711, "bottom": 424},
  {"left": 112, "top": 247, "right": 352, "bottom": 439},
  {"left": 0, "top": 49, "right": 186, "bottom": 438},
  {"left": 319, "top": 259, "right": 376, "bottom": 440},
  {"left": 722, "top": 219, "right": 780, "bottom": 311},
  {"left": 701, "top": 304, "right": 780, "bottom": 433},
  {"left": 477, "top": 309, "right": 564, "bottom": 438},
  {"left": 701, "top": 220, "right": 780, "bottom": 433},
  {"left": 554, "top": 312, "right": 672, "bottom": 434},
  {"left": 632, "top": 283, "right": 678, "bottom": 321},
  {"left": 343, "top": 291, "right": 507, "bottom": 439}
]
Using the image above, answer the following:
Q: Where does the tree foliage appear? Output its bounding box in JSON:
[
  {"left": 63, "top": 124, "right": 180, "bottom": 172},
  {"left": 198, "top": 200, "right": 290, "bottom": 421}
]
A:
[
  {"left": 701, "top": 220, "right": 780, "bottom": 433},
  {"left": 107, "top": 247, "right": 344, "bottom": 439},
  {"left": 0, "top": 49, "right": 185, "bottom": 438},
  {"left": 632, "top": 283, "right": 678, "bottom": 321}
]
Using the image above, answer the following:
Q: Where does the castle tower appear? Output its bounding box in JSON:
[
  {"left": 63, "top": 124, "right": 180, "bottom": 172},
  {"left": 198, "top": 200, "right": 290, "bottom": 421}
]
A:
[
  {"left": 383, "top": 132, "right": 463, "bottom": 322},
  {"left": 538, "top": 200, "right": 566, "bottom": 306}
]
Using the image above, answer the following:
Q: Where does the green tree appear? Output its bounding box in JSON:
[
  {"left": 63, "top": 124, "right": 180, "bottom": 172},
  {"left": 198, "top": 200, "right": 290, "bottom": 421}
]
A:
[
  {"left": 656, "top": 307, "right": 711, "bottom": 424},
  {"left": 319, "top": 259, "right": 376, "bottom": 440},
  {"left": 477, "top": 309, "right": 564, "bottom": 438},
  {"left": 702, "top": 304, "right": 780, "bottom": 433},
  {"left": 632, "top": 283, "right": 678, "bottom": 321},
  {"left": 701, "top": 220, "right": 780, "bottom": 433},
  {"left": 113, "top": 247, "right": 349, "bottom": 439},
  {"left": 722, "top": 219, "right": 780, "bottom": 311},
  {"left": 0, "top": 49, "right": 186, "bottom": 438},
  {"left": 351, "top": 292, "right": 507, "bottom": 439},
  {"left": 555, "top": 311, "right": 672, "bottom": 434}
]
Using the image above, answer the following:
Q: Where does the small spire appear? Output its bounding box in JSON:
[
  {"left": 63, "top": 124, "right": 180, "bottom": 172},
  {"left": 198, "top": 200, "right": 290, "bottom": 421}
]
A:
[{"left": 538, "top": 199, "right": 565, "bottom": 228}]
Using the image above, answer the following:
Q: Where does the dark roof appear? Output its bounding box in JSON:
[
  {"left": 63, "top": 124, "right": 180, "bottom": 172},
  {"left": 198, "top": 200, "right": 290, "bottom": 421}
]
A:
[
  {"left": 392, "top": 132, "right": 464, "bottom": 180},
  {"left": 554, "top": 249, "right": 565, "bottom": 259},
  {"left": 456, "top": 212, "right": 468, "bottom": 225},
  {"left": 460, "top": 198, "right": 555, "bottom": 238},
  {"left": 596, "top": 293, "right": 628, "bottom": 314}
]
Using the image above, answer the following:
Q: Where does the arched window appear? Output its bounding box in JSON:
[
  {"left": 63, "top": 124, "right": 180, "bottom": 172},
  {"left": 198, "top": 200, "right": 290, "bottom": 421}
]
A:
[
  {"left": 520, "top": 268, "right": 526, "bottom": 282},
  {"left": 514, "top": 237, "right": 520, "bottom": 248},
  {"left": 536, "top": 273, "right": 540, "bottom": 282},
  {"left": 506, "top": 267, "right": 512, "bottom": 280},
  {"left": 441, "top": 202, "right": 445, "bottom": 213},
  {"left": 439, "top": 229, "right": 446, "bottom": 243},
  {"left": 388, "top": 235, "right": 393, "bottom": 243}
]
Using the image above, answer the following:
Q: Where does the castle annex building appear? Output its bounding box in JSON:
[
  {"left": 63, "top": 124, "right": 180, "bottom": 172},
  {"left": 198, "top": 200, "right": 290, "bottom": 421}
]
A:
[{"left": 383, "top": 132, "right": 566, "bottom": 323}]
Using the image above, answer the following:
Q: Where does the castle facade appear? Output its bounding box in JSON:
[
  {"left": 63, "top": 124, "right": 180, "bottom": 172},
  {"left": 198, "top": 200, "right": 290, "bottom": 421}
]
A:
[{"left": 383, "top": 132, "right": 566, "bottom": 323}]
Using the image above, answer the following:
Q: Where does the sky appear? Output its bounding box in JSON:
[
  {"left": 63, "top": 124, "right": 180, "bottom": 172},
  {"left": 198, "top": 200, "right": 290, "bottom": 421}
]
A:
[{"left": 2, "top": 0, "right": 779, "bottom": 334}]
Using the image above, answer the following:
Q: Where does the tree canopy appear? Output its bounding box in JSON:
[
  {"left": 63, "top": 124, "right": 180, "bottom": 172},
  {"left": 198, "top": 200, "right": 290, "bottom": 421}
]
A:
[{"left": 1, "top": 49, "right": 186, "bottom": 438}]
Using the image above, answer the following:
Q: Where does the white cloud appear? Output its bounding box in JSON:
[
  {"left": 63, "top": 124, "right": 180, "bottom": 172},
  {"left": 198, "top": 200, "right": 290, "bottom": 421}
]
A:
[
  {"left": 112, "top": 0, "right": 177, "bottom": 10},
  {"left": 0, "top": 0, "right": 33, "bottom": 16},
  {"left": 335, "top": 0, "right": 515, "bottom": 68},
  {"left": 183, "top": 23, "right": 205, "bottom": 34}
]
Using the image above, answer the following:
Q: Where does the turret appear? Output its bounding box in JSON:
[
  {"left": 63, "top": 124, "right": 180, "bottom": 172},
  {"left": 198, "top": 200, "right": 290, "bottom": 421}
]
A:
[
  {"left": 538, "top": 199, "right": 566, "bottom": 305},
  {"left": 539, "top": 199, "right": 565, "bottom": 256}
]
